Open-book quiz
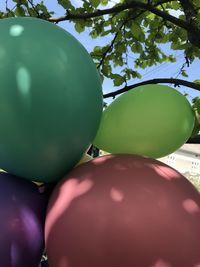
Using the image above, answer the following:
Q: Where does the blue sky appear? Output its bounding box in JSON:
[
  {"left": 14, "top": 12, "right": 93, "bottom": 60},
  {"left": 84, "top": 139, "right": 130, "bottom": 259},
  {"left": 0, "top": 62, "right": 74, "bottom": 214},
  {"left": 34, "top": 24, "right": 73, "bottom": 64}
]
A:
[{"left": 1, "top": 0, "right": 200, "bottom": 103}]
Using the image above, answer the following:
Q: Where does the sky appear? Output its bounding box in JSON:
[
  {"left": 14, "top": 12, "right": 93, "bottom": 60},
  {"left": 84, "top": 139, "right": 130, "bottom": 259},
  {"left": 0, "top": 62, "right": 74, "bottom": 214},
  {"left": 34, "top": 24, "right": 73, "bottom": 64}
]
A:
[{"left": 1, "top": 0, "right": 200, "bottom": 103}]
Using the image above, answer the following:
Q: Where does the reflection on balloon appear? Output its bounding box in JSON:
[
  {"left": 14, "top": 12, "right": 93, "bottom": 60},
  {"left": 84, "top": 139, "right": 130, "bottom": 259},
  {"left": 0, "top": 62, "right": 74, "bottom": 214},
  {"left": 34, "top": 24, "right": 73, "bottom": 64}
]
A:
[
  {"left": 45, "top": 154, "right": 200, "bottom": 267},
  {"left": 0, "top": 172, "right": 49, "bottom": 267},
  {"left": 0, "top": 17, "right": 102, "bottom": 183},
  {"left": 94, "top": 85, "right": 194, "bottom": 158}
]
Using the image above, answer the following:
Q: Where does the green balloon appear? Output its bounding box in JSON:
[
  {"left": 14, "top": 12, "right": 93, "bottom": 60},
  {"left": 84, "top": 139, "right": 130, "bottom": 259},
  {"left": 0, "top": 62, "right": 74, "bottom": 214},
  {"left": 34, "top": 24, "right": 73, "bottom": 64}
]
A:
[
  {"left": 94, "top": 85, "right": 194, "bottom": 158},
  {"left": 0, "top": 17, "right": 102, "bottom": 182}
]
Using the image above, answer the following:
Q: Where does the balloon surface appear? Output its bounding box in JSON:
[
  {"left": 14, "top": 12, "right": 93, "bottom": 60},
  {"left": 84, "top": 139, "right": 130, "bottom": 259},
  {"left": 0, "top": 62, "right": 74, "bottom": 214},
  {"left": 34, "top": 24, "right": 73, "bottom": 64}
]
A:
[
  {"left": 94, "top": 85, "right": 194, "bottom": 158},
  {"left": 0, "top": 172, "right": 49, "bottom": 267},
  {"left": 0, "top": 17, "right": 102, "bottom": 182},
  {"left": 45, "top": 154, "right": 200, "bottom": 267}
]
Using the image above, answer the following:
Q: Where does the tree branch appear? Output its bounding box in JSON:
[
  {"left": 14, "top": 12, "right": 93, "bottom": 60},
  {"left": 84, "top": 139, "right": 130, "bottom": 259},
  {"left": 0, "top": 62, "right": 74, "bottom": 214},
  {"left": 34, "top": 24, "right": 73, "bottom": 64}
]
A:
[
  {"left": 103, "top": 78, "right": 200, "bottom": 98},
  {"left": 179, "top": 0, "right": 200, "bottom": 47},
  {"left": 5, "top": 0, "right": 8, "bottom": 10},
  {"left": 179, "top": 0, "right": 198, "bottom": 25},
  {"left": 97, "top": 29, "right": 120, "bottom": 69},
  {"left": 27, "top": 0, "right": 40, "bottom": 17},
  {"left": 48, "top": 0, "right": 189, "bottom": 31}
]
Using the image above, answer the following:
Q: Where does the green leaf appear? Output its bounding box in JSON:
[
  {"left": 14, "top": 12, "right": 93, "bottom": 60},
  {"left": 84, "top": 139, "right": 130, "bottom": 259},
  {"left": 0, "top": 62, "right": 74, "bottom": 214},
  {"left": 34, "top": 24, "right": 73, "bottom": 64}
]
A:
[
  {"left": 194, "top": 79, "right": 200, "bottom": 84},
  {"left": 171, "top": 1, "right": 180, "bottom": 10},
  {"left": 99, "top": 73, "right": 104, "bottom": 83},
  {"left": 147, "top": 13, "right": 155, "bottom": 20},
  {"left": 13, "top": 0, "right": 28, "bottom": 5},
  {"left": 131, "top": 42, "right": 143, "bottom": 54},
  {"left": 100, "top": 0, "right": 108, "bottom": 6},
  {"left": 13, "top": 0, "right": 27, "bottom": 3},
  {"left": 90, "top": 29, "right": 99, "bottom": 38},
  {"left": 5, "top": 9, "right": 15, "bottom": 17},
  {"left": 168, "top": 55, "right": 176, "bottom": 62},
  {"left": 15, "top": 6, "right": 25, "bottom": 16},
  {"left": 27, "top": 7, "right": 38, "bottom": 16},
  {"left": 90, "top": 0, "right": 101, "bottom": 8},
  {"left": 36, "top": 3, "right": 47, "bottom": 12},
  {"left": 74, "top": 22, "right": 85, "bottom": 33},
  {"left": 93, "top": 46, "right": 102, "bottom": 53},
  {"left": 131, "top": 22, "right": 143, "bottom": 39},
  {"left": 193, "top": 0, "right": 200, "bottom": 8},
  {"left": 191, "top": 113, "right": 200, "bottom": 137},
  {"left": 181, "top": 69, "right": 188, "bottom": 77},
  {"left": 116, "top": 43, "right": 126, "bottom": 53},
  {"left": 102, "top": 64, "right": 111, "bottom": 76},
  {"left": 58, "top": 0, "right": 73, "bottom": 9},
  {"left": 114, "top": 75, "right": 124, "bottom": 86},
  {"left": 197, "top": 100, "right": 200, "bottom": 114}
]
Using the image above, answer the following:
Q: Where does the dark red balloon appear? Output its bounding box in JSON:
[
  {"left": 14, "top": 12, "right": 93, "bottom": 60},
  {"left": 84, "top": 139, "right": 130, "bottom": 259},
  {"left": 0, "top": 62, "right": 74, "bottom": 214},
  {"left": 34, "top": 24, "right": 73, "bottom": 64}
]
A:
[
  {"left": 45, "top": 155, "right": 200, "bottom": 267},
  {"left": 0, "top": 172, "right": 49, "bottom": 267}
]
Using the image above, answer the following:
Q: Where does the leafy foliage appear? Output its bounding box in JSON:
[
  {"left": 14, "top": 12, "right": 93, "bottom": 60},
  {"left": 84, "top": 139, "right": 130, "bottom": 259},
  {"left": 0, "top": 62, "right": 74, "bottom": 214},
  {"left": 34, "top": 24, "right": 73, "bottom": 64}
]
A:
[{"left": 192, "top": 97, "right": 200, "bottom": 136}]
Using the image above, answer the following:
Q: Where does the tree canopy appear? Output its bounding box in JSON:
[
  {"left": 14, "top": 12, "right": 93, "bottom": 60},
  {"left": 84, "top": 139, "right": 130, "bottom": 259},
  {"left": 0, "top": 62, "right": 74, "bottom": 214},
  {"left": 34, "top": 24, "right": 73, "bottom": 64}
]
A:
[{"left": 1, "top": 0, "right": 200, "bottom": 135}]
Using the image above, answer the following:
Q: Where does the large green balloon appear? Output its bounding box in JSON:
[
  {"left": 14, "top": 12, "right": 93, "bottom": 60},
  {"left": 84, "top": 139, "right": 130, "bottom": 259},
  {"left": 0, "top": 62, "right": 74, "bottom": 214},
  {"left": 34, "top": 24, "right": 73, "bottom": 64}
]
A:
[
  {"left": 0, "top": 17, "right": 102, "bottom": 182},
  {"left": 94, "top": 85, "right": 194, "bottom": 158}
]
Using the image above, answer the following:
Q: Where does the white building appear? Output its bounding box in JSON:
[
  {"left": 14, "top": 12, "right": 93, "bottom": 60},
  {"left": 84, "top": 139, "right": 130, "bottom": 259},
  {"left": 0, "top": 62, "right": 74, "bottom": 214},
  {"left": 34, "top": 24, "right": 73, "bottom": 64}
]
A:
[{"left": 159, "top": 144, "right": 200, "bottom": 176}]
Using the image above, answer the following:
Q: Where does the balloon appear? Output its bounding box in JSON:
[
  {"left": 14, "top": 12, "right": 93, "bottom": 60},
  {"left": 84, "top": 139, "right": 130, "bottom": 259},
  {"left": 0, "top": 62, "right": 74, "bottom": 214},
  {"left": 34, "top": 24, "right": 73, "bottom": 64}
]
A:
[
  {"left": 0, "top": 17, "right": 102, "bottom": 183},
  {"left": 76, "top": 153, "right": 93, "bottom": 166},
  {"left": 0, "top": 172, "right": 49, "bottom": 267},
  {"left": 94, "top": 85, "right": 194, "bottom": 158},
  {"left": 45, "top": 154, "right": 200, "bottom": 267}
]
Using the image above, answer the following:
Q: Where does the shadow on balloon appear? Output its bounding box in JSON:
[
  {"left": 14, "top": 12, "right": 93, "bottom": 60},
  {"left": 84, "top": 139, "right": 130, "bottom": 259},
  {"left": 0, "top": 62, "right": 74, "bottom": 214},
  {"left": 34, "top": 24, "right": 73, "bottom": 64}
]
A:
[{"left": 45, "top": 155, "right": 200, "bottom": 267}]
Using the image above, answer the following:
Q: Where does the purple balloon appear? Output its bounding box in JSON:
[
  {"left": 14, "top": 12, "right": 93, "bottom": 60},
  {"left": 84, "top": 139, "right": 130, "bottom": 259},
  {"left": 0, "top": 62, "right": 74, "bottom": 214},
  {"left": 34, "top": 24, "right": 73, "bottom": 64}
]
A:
[{"left": 0, "top": 172, "right": 49, "bottom": 267}]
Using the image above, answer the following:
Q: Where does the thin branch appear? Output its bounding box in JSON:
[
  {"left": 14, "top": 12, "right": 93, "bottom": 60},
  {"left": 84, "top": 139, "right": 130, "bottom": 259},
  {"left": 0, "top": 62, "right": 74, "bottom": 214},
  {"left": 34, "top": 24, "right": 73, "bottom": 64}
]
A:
[
  {"left": 5, "top": 0, "right": 9, "bottom": 17},
  {"left": 5, "top": 0, "right": 8, "bottom": 10},
  {"left": 179, "top": 0, "right": 200, "bottom": 46},
  {"left": 175, "top": 53, "right": 190, "bottom": 78},
  {"left": 11, "top": 4, "right": 17, "bottom": 11},
  {"left": 179, "top": 0, "right": 199, "bottom": 26},
  {"left": 48, "top": 0, "right": 189, "bottom": 31},
  {"left": 27, "top": 0, "right": 40, "bottom": 17},
  {"left": 103, "top": 78, "right": 200, "bottom": 98},
  {"left": 97, "top": 30, "right": 120, "bottom": 69}
]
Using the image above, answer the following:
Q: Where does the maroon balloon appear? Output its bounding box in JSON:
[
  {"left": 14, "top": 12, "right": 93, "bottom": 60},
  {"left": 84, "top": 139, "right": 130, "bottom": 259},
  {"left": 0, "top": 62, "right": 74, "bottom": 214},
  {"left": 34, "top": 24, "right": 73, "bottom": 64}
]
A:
[
  {"left": 45, "top": 154, "right": 200, "bottom": 267},
  {"left": 0, "top": 172, "right": 49, "bottom": 267}
]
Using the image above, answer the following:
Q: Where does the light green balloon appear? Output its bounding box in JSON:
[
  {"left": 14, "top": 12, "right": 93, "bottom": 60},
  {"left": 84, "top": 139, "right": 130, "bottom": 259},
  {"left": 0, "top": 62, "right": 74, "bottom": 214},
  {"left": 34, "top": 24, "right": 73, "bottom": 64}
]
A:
[{"left": 94, "top": 85, "right": 194, "bottom": 158}]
